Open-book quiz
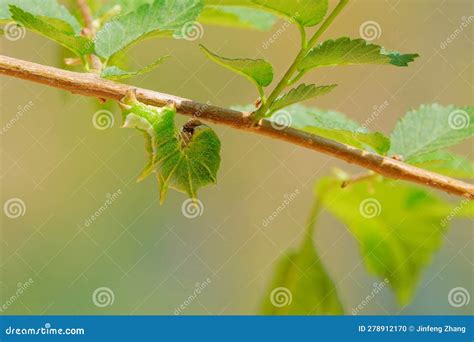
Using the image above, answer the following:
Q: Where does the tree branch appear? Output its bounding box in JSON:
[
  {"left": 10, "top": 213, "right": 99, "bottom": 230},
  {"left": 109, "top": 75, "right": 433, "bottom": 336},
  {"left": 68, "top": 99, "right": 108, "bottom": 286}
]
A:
[{"left": 0, "top": 54, "right": 472, "bottom": 199}]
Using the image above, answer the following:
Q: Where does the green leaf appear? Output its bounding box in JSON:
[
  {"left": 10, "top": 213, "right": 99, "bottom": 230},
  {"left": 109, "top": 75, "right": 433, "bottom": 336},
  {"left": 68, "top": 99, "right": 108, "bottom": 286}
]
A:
[
  {"left": 317, "top": 177, "right": 453, "bottom": 305},
  {"left": 298, "top": 37, "right": 419, "bottom": 72},
  {"left": 408, "top": 150, "right": 474, "bottom": 179},
  {"left": 120, "top": 92, "right": 221, "bottom": 202},
  {"left": 95, "top": 0, "right": 204, "bottom": 59},
  {"left": 199, "top": 5, "right": 276, "bottom": 30},
  {"left": 389, "top": 104, "right": 474, "bottom": 160},
  {"left": 96, "top": 0, "right": 153, "bottom": 17},
  {"left": 251, "top": 0, "right": 328, "bottom": 27},
  {"left": 101, "top": 55, "right": 169, "bottom": 80},
  {"left": 269, "top": 83, "right": 337, "bottom": 112},
  {"left": 0, "top": 0, "right": 81, "bottom": 33},
  {"left": 9, "top": 5, "right": 93, "bottom": 56},
  {"left": 200, "top": 45, "right": 273, "bottom": 88},
  {"left": 270, "top": 104, "right": 390, "bottom": 154},
  {"left": 261, "top": 231, "right": 343, "bottom": 314}
]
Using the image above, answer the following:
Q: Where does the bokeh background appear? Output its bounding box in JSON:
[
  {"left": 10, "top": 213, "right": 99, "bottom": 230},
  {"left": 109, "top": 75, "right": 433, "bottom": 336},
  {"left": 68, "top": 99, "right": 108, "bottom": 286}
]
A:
[{"left": 1, "top": 0, "right": 473, "bottom": 315}]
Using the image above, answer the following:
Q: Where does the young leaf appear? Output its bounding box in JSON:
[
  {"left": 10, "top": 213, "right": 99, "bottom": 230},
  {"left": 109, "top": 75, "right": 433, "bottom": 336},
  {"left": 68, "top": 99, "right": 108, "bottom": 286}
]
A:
[
  {"left": 407, "top": 151, "right": 474, "bottom": 179},
  {"left": 199, "top": 5, "right": 276, "bottom": 31},
  {"left": 101, "top": 56, "right": 169, "bottom": 80},
  {"left": 298, "top": 37, "right": 419, "bottom": 72},
  {"left": 200, "top": 45, "right": 273, "bottom": 88},
  {"left": 269, "top": 84, "right": 337, "bottom": 112},
  {"left": 389, "top": 104, "right": 474, "bottom": 160},
  {"left": 0, "top": 0, "right": 81, "bottom": 33},
  {"left": 269, "top": 104, "right": 390, "bottom": 154},
  {"left": 95, "top": 0, "right": 204, "bottom": 59},
  {"left": 251, "top": 0, "right": 328, "bottom": 27},
  {"left": 120, "top": 92, "right": 221, "bottom": 203},
  {"left": 317, "top": 177, "right": 453, "bottom": 305},
  {"left": 261, "top": 229, "right": 343, "bottom": 314},
  {"left": 9, "top": 5, "right": 93, "bottom": 57}
]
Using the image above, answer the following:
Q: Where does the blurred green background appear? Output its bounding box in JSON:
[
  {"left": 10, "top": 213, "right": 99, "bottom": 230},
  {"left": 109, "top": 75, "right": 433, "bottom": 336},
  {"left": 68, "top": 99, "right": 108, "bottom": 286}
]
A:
[{"left": 0, "top": 0, "right": 472, "bottom": 315}]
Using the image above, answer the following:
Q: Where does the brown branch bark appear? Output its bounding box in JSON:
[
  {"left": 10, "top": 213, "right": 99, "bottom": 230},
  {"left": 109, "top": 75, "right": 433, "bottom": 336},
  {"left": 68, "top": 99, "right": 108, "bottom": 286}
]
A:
[
  {"left": 0, "top": 54, "right": 472, "bottom": 199},
  {"left": 76, "top": 0, "right": 101, "bottom": 72}
]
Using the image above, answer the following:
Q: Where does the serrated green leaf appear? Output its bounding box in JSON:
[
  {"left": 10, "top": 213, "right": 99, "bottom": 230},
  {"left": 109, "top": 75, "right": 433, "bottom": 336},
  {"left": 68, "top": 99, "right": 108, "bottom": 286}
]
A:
[
  {"left": 120, "top": 93, "right": 221, "bottom": 202},
  {"left": 200, "top": 45, "right": 273, "bottom": 88},
  {"left": 199, "top": 5, "right": 276, "bottom": 30},
  {"left": 95, "top": 0, "right": 204, "bottom": 59},
  {"left": 270, "top": 104, "right": 390, "bottom": 154},
  {"left": 0, "top": 0, "right": 81, "bottom": 33},
  {"left": 251, "top": 0, "right": 328, "bottom": 27},
  {"left": 298, "top": 37, "right": 419, "bottom": 72},
  {"left": 389, "top": 104, "right": 474, "bottom": 160},
  {"left": 269, "top": 84, "right": 337, "bottom": 112},
  {"left": 317, "top": 177, "right": 453, "bottom": 305},
  {"left": 261, "top": 228, "right": 343, "bottom": 314},
  {"left": 9, "top": 5, "right": 93, "bottom": 57},
  {"left": 408, "top": 150, "right": 474, "bottom": 179},
  {"left": 101, "top": 55, "right": 169, "bottom": 80}
]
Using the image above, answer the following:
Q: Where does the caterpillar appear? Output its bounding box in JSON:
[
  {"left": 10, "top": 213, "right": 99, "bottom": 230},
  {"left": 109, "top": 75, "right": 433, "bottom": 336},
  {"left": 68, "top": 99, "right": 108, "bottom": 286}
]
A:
[{"left": 119, "top": 90, "right": 221, "bottom": 204}]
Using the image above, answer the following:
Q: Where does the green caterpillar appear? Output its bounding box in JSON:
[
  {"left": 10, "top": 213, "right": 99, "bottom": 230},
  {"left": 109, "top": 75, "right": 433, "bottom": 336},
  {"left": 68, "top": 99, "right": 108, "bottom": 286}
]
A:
[{"left": 119, "top": 90, "right": 221, "bottom": 204}]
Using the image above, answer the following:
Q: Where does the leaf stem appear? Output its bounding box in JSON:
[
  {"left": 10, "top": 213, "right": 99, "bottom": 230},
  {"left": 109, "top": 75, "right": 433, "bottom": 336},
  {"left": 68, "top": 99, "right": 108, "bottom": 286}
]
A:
[
  {"left": 306, "top": 198, "right": 322, "bottom": 239},
  {"left": 252, "top": 0, "right": 349, "bottom": 120},
  {"left": 77, "top": 0, "right": 102, "bottom": 73}
]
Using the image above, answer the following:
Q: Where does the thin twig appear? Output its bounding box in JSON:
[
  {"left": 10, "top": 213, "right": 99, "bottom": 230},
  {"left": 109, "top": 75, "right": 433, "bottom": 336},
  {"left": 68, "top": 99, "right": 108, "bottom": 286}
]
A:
[
  {"left": 77, "top": 0, "right": 101, "bottom": 72},
  {"left": 0, "top": 54, "right": 472, "bottom": 199}
]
